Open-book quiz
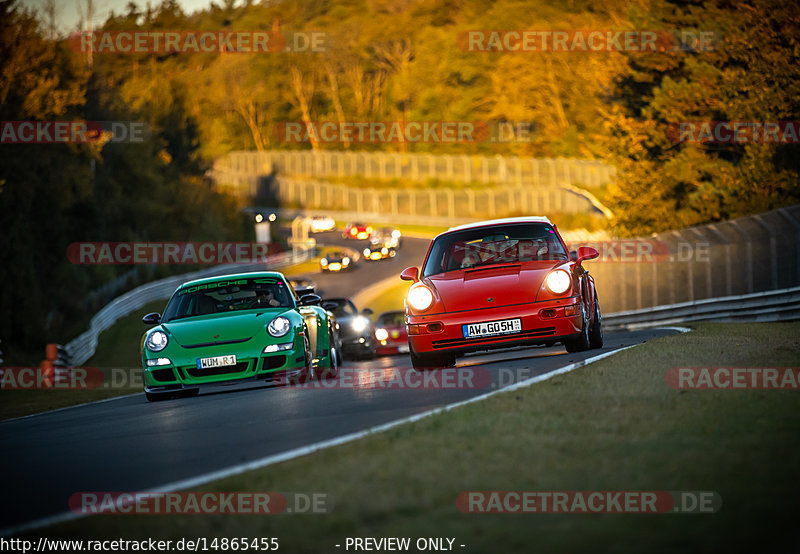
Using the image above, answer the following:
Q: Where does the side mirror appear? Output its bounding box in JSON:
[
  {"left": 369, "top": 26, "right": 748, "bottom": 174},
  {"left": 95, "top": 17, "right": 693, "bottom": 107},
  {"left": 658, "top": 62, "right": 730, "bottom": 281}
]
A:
[
  {"left": 362, "top": 307, "right": 374, "bottom": 316},
  {"left": 575, "top": 246, "right": 599, "bottom": 265},
  {"left": 142, "top": 312, "right": 161, "bottom": 325},
  {"left": 299, "top": 294, "right": 322, "bottom": 306},
  {"left": 400, "top": 266, "right": 419, "bottom": 282}
]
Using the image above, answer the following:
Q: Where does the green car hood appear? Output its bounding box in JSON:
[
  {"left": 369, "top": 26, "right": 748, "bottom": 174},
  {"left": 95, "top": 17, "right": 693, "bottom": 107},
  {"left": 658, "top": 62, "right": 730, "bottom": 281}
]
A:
[{"left": 162, "top": 309, "right": 288, "bottom": 348}]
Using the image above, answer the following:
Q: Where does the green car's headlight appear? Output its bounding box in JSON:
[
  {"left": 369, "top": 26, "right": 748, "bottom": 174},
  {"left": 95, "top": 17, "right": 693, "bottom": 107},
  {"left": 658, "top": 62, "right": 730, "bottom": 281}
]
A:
[
  {"left": 145, "top": 330, "right": 169, "bottom": 352},
  {"left": 267, "top": 316, "right": 291, "bottom": 337}
]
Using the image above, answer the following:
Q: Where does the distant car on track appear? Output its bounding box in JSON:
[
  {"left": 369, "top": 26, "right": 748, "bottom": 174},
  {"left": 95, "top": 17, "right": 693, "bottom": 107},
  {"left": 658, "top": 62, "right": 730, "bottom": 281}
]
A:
[
  {"left": 308, "top": 215, "right": 336, "bottom": 233},
  {"left": 362, "top": 240, "right": 396, "bottom": 261},
  {"left": 343, "top": 222, "right": 373, "bottom": 240},
  {"left": 289, "top": 277, "right": 318, "bottom": 296},
  {"left": 320, "top": 298, "right": 376, "bottom": 359},
  {"left": 140, "top": 271, "right": 341, "bottom": 401},
  {"left": 374, "top": 227, "right": 402, "bottom": 249},
  {"left": 374, "top": 311, "right": 409, "bottom": 355},
  {"left": 400, "top": 216, "right": 603, "bottom": 370},
  {"left": 320, "top": 249, "right": 355, "bottom": 272}
]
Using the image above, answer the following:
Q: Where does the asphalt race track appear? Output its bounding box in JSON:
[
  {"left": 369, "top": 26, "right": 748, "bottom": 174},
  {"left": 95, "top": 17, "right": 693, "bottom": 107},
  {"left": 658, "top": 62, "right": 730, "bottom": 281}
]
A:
[
  {"left": 285, "top": 230, "right": 432, "bottom": 300},
  {"left": 0, "top": 232, "right": 679, "bottom": 533}
]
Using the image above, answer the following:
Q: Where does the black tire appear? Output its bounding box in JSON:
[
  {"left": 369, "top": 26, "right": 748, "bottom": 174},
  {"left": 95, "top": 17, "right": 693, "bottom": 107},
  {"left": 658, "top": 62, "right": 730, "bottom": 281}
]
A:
[
  {"left": 410, "top": 346, "right": 456, "bottom": 371},
  {"left": 316, "top": 329, "right": 340, "bottom": 381},
  {"left": 589, "top": 294, "right": 604, "bottom": 349},
  {"left": 298, "top": 332, "right": 314, "bottom": 383},
  {"left": 564, "top": 304, "right": 591, "bottom": 353}
]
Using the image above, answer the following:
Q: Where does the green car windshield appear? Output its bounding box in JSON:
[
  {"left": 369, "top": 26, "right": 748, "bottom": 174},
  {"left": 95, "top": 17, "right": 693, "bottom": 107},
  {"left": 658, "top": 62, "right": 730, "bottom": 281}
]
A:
[{"left": 162, "top": 277, "right": 293, "bottom": 322}]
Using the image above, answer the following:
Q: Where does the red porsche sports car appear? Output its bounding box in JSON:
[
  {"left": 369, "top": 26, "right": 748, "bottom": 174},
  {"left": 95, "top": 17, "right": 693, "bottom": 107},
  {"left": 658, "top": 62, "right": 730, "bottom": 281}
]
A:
[
  {"left": 374, "top": 310, "right": 409, "bottom": 355},
  {"left": 400, "top": 217, "right": 603, "bottom": 370}
]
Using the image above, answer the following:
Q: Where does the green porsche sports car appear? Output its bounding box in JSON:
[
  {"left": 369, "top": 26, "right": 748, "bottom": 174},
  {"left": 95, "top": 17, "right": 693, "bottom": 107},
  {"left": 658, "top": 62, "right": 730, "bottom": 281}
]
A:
[{"left": 140, "top": 271, "right": 341, "bottom": 402}]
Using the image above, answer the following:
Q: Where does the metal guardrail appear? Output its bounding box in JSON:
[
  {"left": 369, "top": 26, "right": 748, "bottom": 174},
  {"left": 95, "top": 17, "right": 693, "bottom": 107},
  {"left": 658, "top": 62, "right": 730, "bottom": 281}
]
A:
[
  {"left": 222, "top": 150, "right": 617, "bottom": 187},
  {"left": 603, "top": 286, "right": 800, "bottom": 331},
  {"left": 64, "top": 251, "right": 309, "bottom": 367}
]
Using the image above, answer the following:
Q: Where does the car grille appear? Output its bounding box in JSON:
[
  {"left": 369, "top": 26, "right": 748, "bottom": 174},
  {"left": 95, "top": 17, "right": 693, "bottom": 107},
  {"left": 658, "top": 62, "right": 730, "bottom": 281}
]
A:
[
  {"left": 185, "top": 361, "right": 250, "bottom": 377},
  {"left": 431, "top": 326, "right": 556, "bottom": 349},
  {"left": 182, "top": 338, "right": 250, "bottom": 349},
  {"left": 151, "top": 368, "right": 176, "bottom": 382},
  {"left": 260, "top": 356, "right": 287, "bottom": 371}
]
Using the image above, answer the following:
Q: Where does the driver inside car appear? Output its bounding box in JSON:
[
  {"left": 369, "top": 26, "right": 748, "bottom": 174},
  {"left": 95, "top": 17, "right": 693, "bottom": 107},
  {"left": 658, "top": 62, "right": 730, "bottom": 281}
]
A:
[{"left": 253, "top": 288, "right": 282, "bottom": 308}]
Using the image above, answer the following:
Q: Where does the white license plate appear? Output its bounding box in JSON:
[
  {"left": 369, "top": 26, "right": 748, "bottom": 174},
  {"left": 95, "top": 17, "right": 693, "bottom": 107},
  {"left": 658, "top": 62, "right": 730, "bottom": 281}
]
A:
[
  {"left": 398, "top": 344, "right": 410, "bottom": 353},
  {"left": 462, "top": 318, "right": 522, "bottom": 338},
  {"left": 197, "top": 355, "right": 237, "bottom": 369}
]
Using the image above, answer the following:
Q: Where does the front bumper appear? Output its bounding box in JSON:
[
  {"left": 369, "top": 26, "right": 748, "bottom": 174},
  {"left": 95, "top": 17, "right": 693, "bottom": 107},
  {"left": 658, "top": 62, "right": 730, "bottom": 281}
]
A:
[
  {"left": 339, "top": 335, "right": 374, "bottom": 355},
  {"left": 142, "top": 337, "right": 307, "bottom": 393},
  {"left": 407, "top": 297, "right": 583, "bottom": 355}
]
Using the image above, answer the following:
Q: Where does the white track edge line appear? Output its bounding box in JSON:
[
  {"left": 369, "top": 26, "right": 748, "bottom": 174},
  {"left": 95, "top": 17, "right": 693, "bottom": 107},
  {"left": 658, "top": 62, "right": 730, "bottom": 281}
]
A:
[{"left": 1, "top": 327, "right": 688, "bottom": 537}]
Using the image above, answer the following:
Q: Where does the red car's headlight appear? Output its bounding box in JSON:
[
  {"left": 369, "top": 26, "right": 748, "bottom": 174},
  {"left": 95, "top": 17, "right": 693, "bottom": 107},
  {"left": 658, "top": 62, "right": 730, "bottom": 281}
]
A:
[
  {"left": 545, "top": 269, "right": 572, "bottom": 294},
  {"left": 407, "top": 285, "right": 434, "bottom": 311}
]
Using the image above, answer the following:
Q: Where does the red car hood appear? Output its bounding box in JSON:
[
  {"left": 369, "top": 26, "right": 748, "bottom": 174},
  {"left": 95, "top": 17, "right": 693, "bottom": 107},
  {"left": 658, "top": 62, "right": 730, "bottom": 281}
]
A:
[{"left": 425, "top": 261, "right": 563, "bottom": 312}]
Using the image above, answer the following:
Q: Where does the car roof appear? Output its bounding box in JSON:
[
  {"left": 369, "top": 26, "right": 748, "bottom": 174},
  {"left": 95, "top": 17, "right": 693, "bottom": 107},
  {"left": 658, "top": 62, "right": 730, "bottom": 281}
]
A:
[
  {"left": 179, "top": 271, "right": 286, "bottom": 288},
  {"left": 447, "top": 216, "right": 553, "bottom": 233}
]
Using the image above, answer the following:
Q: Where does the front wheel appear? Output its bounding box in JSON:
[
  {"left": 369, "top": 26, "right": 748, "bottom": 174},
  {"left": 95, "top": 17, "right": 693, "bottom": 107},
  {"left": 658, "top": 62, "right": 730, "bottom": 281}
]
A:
[
  {"left": 299, "top": 332, "right": 314, "bottom": 383},
  {"left": 589, "top": 294, "right": 603, "bottom": 349},
  {"left": 410, "top": 345, "right": 456, "bottom": 371},
  {"left": 564, "top": 304, "right": 591, "bottom": 353},
  {"left": 316, "top": 330, "right": 341, "bottom": 381}
]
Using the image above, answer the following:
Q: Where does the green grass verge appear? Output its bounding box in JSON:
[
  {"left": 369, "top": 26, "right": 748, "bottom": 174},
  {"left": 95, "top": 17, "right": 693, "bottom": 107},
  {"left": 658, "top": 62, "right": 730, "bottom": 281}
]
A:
[
  {"left": 40, "top": 322, "right": 800, "bottom": 552},
  {"left": 0, "top": 300, "right": 169, "bottom": 420}
]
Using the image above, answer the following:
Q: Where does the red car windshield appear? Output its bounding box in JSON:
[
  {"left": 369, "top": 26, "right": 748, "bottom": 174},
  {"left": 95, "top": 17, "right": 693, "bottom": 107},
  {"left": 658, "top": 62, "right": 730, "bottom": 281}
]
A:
[{"left": 422, "top": 223, "right": 568, "bottom": 277}]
